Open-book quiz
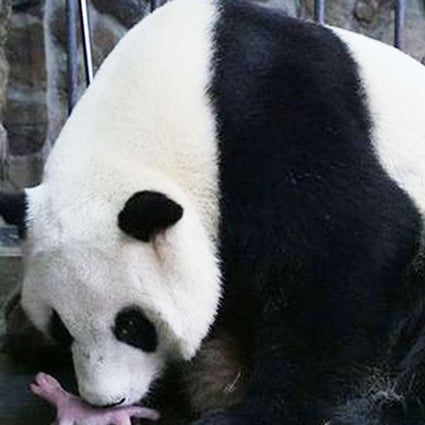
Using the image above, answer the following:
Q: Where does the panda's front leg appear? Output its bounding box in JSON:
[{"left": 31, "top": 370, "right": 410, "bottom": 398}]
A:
[
  {"left": 189, "top": 352, "right": 300, "bottom": 425},
  {"left": 186, "top": 283, "right": 376, "bottom": 425},
  {"left": 188, "top": 308, "right": 315, "bottom": 425}
]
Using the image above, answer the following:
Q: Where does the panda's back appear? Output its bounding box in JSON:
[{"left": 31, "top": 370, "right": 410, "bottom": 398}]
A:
[
  {"left": 334, "top": 27, "right": 425, "bottom": 214},
  {"left": 42, "top": 0, "right": 425, "bottom": 247},
  {"left": 212, "top": 0, "right": 425, "bottom": 217},
  {"left": 211, "top": 0, "right": 424, "bottom": 244}
]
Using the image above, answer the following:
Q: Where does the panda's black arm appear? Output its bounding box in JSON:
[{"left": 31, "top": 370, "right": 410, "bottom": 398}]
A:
[
  {"left": 190, "top": 306, "right": 425, "bottom": 425},
  {"left": 187, "top": 277, "right": 334, "bottom": 425}
]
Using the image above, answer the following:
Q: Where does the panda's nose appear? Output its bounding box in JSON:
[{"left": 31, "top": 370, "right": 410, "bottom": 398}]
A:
[{"left": 98, "top": 397, "right": 126, "bottom": 408}]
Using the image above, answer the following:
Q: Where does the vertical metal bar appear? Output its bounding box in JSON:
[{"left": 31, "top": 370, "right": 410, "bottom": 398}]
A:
[
  {"left": 394, "top": 0, "right": 406, "bottom": 50},
  {"left": 79, "top": 0, "right": 94, "bottom": 85},
  {"left": 314, "top": 0, "right": 326, "bottom": 25},
  {"left": 151, "top": 0, "right": 160, "bottom": 12},
  {"left": 66, "top": 0, "right": 79, "bottom": 113}
]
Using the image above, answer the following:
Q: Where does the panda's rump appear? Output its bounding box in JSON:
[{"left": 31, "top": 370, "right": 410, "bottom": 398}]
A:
[{"left": 333, "top": 27, "right": 425, "bottom": 216}]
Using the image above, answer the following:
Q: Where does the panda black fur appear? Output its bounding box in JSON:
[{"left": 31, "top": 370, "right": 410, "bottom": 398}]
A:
[{"left": 1, "top": 0, "right": 425, "bottom": 424}]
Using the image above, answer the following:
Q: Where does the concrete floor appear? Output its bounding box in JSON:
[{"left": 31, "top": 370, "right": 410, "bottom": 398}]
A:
[{"left": 0, "top": 356, "right": 55, "bottom": 425}]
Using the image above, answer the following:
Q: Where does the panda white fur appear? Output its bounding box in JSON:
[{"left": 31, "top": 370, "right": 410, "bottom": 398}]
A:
[{"left": 1, "top": 0, "right": 425, "bottom": 423}]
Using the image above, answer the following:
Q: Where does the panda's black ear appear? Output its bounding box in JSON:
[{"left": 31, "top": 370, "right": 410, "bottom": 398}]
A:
[
  {"left": 0, "top": 192, "right": 26, "bottom": 237},
  {"left": 118, "top": 191, "right": 183, "bottom": 242}
]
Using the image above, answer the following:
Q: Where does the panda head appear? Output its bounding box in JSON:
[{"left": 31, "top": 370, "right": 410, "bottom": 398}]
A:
[{"left": 0, "top": 185, "right": 221, "bottom": 407}]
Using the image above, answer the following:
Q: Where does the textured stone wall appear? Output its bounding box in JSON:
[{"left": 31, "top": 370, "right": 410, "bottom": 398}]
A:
[
  {"left": 0, "top": 1, "right": 10, "bottom": 118},
  {"left": 44, "top": 0, "right": 153, "bottom": 148},
  {"left": 2, "top": 1, "right": 45, "bottom": 191},
  {"left": 0, "top": 0, "right": 424, "bottom": 189},
  {"left": 0, "top": 0, "right": 10, "bottom": 187},
  {"left": 2, "top": 0, "right": 151, "bottom": 191}
]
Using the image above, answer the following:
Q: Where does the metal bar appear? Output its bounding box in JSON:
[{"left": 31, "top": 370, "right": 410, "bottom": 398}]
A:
[
  {"left": 314, "top": 0, "right": 326, "bottom": 25},
  {"left": 79, "top": 0, "right": 94, "bottom": 85},
  {"left": 151, "top": 0, "right": 160, "bottom": 12},
  {"left": 66, "top": 0, "right": 79, "bottom": 113},
  {"left": 394, "top": 0, "right": 406, "bottom": 50}
]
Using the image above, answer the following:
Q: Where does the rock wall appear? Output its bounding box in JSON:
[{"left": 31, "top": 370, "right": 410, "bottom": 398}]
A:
[
  {"left": 0, "top": 0, "right": 425, "bottom": 190},
  {"left": 0, "top": 0, "right": 10, "bottom": 187},
  {"left": 2, "top": 0, "right": 151, "bottom": 191},
  {"left": 2, "top": 1, "right": 45, "bottom": 191},
  {"left": 43, "top": 0, "right": 132, "bottom": 150}
]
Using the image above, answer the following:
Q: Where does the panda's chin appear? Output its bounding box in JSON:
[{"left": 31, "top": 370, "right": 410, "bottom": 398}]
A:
[{"left": 121, "top": 391, "right": 145, "bottom": 407}]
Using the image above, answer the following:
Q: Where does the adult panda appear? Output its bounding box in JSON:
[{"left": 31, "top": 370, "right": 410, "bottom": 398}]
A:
[{"left": 1, "top": 0, "right": 425, "bottom": 423}]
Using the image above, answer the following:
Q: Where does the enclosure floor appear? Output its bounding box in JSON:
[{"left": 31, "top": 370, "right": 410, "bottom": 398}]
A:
[
  {"left": 0, "top": 355, "right": 55, "bottom": 425},
  {"left": 0, "top": 256, "right": 54, "bottom": 424}
]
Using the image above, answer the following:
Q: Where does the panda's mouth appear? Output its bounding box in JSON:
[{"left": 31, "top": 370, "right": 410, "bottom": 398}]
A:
[{"left": 97, "top": 397, "right": 126, "bottom": 408}]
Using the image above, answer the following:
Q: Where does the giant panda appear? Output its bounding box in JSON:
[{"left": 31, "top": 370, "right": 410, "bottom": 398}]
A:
[{"left": 1, "top": 0, "right": 425, "bottom": 424}]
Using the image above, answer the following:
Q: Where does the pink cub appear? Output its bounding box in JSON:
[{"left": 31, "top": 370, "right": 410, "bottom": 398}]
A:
[{"left": 30, "top": 372, "right": 160, "bottom": 425}]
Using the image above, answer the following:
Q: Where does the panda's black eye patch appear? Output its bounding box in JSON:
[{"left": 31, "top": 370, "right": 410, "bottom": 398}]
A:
[
  {"left": 49, "top": 310, "right": 74, "bottom": 348},
  {"left": 113, "top": 307, "right": 157, "bottom": 352}
]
